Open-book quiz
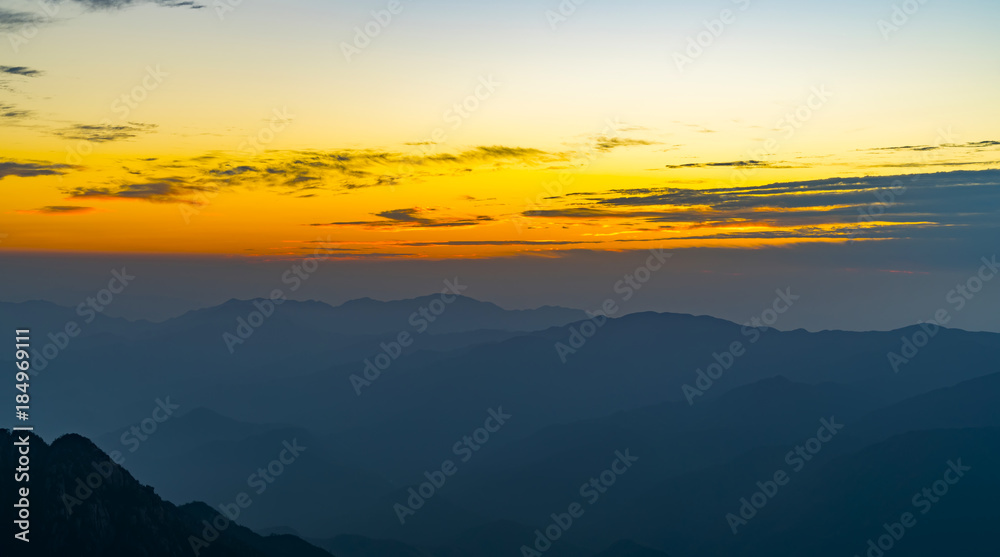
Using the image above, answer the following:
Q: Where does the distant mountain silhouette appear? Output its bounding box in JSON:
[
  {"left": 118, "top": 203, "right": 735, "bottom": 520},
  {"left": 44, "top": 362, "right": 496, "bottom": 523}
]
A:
[
  {"left": 159, "top": 295, "right": 587, "bottom": 337},
  {"left": 5, "top": 294, "right": 999, "bottom": 555}
]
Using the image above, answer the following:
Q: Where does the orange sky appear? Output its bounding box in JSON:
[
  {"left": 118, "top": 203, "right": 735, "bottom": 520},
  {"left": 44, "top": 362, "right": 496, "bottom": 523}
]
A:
[{"left": 2, "top": 0, "right": 999, "bottom": 259}]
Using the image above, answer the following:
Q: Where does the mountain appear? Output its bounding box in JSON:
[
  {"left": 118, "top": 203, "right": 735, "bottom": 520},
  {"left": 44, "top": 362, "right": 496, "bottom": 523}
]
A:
[
  {"left": 317, "top": 535, "right": 435, "bottom": 557},
  {"left": 0, "top": 429, "right": 335, "bottom": 557},
  {"left": 836, "top": 371, "right": 1000, "bottom": 451},
  {"left": 6, "top": 296, "right": 1000, "bottom": 554},
  {"left": 159, "top": 295, "right": 587, "bottom": 337},
  {"left": 592, "top": 540, "right": 672, "bottom": 557},
  {"left": 0, "top": 300, "right": 153, "bottom": 340},
  {"left": 320, "top": 295, "right": 588, "bottom": 335},
  {"left": 577, "top": 427, "right": 1000, "bottom": 555},
  {"left": 6, "top": 295, "right": 583, "bottom": 437},
  {"left": 92, "top": 411, "right": 392, "bottom": 537}
]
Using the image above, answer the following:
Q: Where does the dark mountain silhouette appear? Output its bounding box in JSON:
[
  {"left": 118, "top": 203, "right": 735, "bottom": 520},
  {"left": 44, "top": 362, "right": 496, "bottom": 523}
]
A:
[
  {"left": 95, "top": 415, "right": 391, "bottom": 536},
  {"left": 592, "top": 540, "right": 672, "bottom": 557},
  {"left": 0, "top": 430, "right": 334, "bottom": 557},
  {"left": 317, "top": 534, "right": 435, "bottom": 557}
]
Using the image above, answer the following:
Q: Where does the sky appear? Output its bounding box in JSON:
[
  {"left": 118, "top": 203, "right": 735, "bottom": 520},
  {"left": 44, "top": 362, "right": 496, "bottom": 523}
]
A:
[{"left": 1, "top": 0, "right": 998, "bottom": 329}]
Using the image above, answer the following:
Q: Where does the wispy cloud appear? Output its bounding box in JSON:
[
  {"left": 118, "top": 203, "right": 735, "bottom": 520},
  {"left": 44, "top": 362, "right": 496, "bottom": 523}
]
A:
[
  {"left": 401, "top": 240, "right": 585, "bottom": 246},
  {"left": 310, "top": 207, "right": 495, "bottom": 229},
  {"left": 55, "top": 122, "right": 158, "bottom": 142},
  {"left": 0, "top": 8, "right": 45, "bottom": 31},
  {"left": 64, "top": 179, "right": 212, "bottom": 204},
  {"left": 664, "top": 160, "right": 803, "bottom": 169},
  {"left": 0, "top": 66, "right": 44, "bottom": 77},
  {"left": 168, "top": 145, "right": 568, "bottom": 194},
  {"left": 521, "top": 169, "right": 1000, "bottom": 241},
  {"left": 16, "top": 205, "right": 94, "bottom": 214},
  {"left": 0, "top": 161, "right": 72, "bottom": 179},
  {"left": 56, "top": 0, "right": 204, "bottom": 10},
  {"left": 864, "top": 140, "right": 1000, "bottom": 152},
  {"left": 0, "top": 104, "right": 34, "bottom": 120},
  {"left": 593, "top": 137, "right": 660, "bottom": 152}
]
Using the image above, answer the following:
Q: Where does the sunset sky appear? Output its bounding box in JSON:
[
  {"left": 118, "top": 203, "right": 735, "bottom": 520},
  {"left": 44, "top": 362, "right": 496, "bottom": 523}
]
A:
[{"left": 2, "top": 0, "right": 998, "bottom": 261}]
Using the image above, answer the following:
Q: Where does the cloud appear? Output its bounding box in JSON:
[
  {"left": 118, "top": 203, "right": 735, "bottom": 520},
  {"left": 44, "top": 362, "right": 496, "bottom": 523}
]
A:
[
  {"left": 65, "top": 178, "right": 212, "bottom": 204},
  {"left": 865, "top": 140, "right": 1000, "bottom": 152},
  {"left": 208, "top": 165, "right": 257, "bottom": 177},
  {"left": 663, "top": 160, "right": 802, "bottom": 169},
  {"left": 54, "top": 0, "right": 203, "bottom": 10},
  {"left": 524, "top": 207, "right": 716, "bottom": 223},
  {"left": 307, "top": 251, "right": 417, "bottom": 259},
  {"left": 0, "top": 1, "right": 200, "bottom": 34},
  {"left": 402, "top": 240, "right": 585, "bottom": 247},
  {"left": 459, "top": 145, "right": 549, "bottom": 160},
  {"left": 0, "top": 8, "right": 46, "bottom": 31},
  {"left": 521, "top": 169, "right": 1000, "bottom": 241},
  {"left": 376, "top": 208, "right": 432, "bottom": 224},
  {"left": 0, "top": 104, "right": 33, "bottom": 119},
  {"left": 0, "top": 66, "right": 43, "bottom": 77},
  {"left": 311, "top": 207, "right": 496, "bottom": 229},
  {"left": 187, "top": 144, "right": 566, "bottom": 193},
  {"left": 55, "top": 122, "right": 157, "bottom": 142},
  {"left": 0, "top": 161, "right": 71, "bottom": 179},
  {"left": 594, "top": 137, "right": 660, "bottom": 152},
  {"left": 427, "top": 145, "right": 556, "bottom": 164},
  {"left": 17, "top": 205, "right": 94, "bottom": 214}
]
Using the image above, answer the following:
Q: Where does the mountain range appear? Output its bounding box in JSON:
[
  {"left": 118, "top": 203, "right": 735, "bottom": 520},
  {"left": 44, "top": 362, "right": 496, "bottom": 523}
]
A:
[{"left": 2, "top": 294, "right": 997, "bottom": 556}]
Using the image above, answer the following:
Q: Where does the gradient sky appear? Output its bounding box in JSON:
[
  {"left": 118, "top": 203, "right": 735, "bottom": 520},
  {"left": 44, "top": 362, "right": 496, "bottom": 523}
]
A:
[
  {"left": 1, "top": 0, "right": 999, "bottom": 334},
  {"left": 2, "top": 0, "right": 998, "bottom": 260}
]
